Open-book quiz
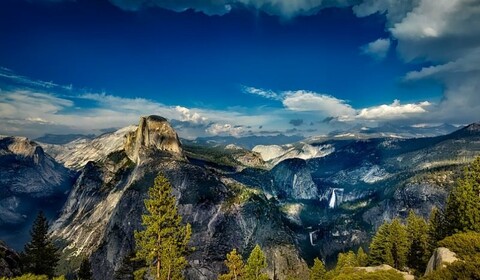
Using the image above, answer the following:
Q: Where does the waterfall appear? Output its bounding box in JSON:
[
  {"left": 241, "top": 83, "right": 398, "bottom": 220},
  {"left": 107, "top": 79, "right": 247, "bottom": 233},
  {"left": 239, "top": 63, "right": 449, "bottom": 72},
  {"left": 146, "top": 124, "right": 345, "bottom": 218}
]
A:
[
  {"left": 328, "top": 189, "right": 336, "bottom": 208},
  {"left": 309, "top": 231, "right": 315, "bottom": 246}
]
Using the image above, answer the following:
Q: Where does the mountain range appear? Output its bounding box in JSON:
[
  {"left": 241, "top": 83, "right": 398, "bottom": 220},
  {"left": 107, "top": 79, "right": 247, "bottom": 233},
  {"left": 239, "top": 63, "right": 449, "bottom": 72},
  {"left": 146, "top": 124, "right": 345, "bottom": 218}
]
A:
[{"left": 1, "top": 116, "right": 480, "bottom": 279}]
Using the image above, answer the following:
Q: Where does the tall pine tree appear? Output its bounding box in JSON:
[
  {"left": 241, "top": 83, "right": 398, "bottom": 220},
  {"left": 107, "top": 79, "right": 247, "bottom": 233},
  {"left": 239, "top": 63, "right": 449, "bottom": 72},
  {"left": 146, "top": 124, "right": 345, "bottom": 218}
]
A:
[
  {"left": 369, "top": 222, "right": 393, "bottom": 266},
  {"left": 244, "top": 245, "right": 269, "bottom": 280},
  {"left": 427, "top": 207, "right": 447, "bottom": 250},
  {"left": 444, "top": 157, "right": 480, "bottom": 235},
  {"left": 309, "top": 258, "right": 326, "bottom": 280},
  {"left": 134, "top": 175, "right": 192, "bottom": 280},
  {"left": 369, "top": 219, "right": 409, "bottom": 270},
  {"left": 23, "top": 211, "right": 59, "bottom": 278},
  {"left": 356, "top": 247, "right": 368, "bottom": 267},
  {"left": 406, "top": 210, "right": 430, "bottom": 273},
  {"left": 388, "top": 219, "right": 409, "bottom": 270},
  {"left": 218, "top": 249, "right": 245, "bottom": 280}
]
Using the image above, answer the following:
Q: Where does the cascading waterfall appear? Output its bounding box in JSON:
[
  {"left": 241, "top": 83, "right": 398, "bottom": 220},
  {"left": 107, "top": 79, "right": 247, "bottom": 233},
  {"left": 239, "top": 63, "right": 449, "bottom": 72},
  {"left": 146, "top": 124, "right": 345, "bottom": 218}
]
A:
[{"left": 328, "top": 189, "right": 336, "bottom": 208}]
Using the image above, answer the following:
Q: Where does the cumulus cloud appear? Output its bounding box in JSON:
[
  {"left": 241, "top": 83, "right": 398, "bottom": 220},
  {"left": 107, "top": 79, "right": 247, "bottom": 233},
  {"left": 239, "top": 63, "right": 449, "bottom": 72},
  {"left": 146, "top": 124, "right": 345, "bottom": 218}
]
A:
[
  {"left": 353, "top": 0, "right": 480, "bottom": 125},
  {"left": 356, "top": 99, "right": 431, "bottom": 121},
  {"left": 282, "top": 90, "right": 356, "bottom": 119},
  {"left": 174, "top": 106, "right": 208, "bottom": 124},
  {"left": 361, "top": 38, "right": 390, "bottom": 59},
  {"left": 205, "top": 123, "right": 245, "bottom": 136},
  {"left": 244, "top": 86, "right": 433, "bottom": 124}
]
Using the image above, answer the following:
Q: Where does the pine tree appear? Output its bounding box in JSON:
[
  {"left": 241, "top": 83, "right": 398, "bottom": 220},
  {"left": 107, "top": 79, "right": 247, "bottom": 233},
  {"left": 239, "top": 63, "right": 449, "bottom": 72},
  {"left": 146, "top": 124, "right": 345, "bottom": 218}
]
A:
[
  {"left": 309, "top": 258, "right": 326, "bottom": 280},
  {"left": 77, "top": 258, "right": 93, "bottom": 280},
  {"left": 218, "top": 249, "right": 245, "bottom": 280},
  {"left": 335, "top": 251, "right": 358, "bottom": 271},
  {"left": 369, "top": 222, "right": 393, "bottom": 266},
  {"left": 244, "top": 245, "right": 269, "bottom": 280},
  {"left": 444, "top": 157, "right": 480, "bottom": 235},
  {"left": 389, "top": 219, "right": 409, "bottom": 270},
  {"left": 23, "top": 211, "right": 59, "bottom": 278},
  {"left": 406, "top": 210, "right": 430, "bottom": 273},
  {"left": 134, "top": 175, "right": 192, "bottom": 280},
  {"left": 427, "top": 207, "right": 446, "bottom": 250},
  {"left": 356, "top": 247, "right": 368, "bottom": 267}
]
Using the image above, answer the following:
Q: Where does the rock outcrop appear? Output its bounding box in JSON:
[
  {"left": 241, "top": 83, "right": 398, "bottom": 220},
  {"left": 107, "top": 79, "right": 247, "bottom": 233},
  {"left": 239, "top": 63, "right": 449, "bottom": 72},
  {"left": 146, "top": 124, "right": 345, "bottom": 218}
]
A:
[
  {"left": 0, "top": 240, "right": 21, "bottom": 277},
  {"left": 355, "top": 265, "right": 414, "bottom": 280},
  {"left": 424, "top": 247, "right": 459, "bottom": 275},
  {"left": 125, "top": 115, "right": 184, "bottom": 163},
  {"left": 270, "top": 158, "right": 318, "bottom": 200}
]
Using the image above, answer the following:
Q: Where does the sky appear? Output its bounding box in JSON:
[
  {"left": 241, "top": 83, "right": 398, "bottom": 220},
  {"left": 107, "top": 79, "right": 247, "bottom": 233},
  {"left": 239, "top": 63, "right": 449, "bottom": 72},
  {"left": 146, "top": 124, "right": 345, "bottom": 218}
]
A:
[{"left": 0, "top": 0, "right": 479, "bottom": 139}]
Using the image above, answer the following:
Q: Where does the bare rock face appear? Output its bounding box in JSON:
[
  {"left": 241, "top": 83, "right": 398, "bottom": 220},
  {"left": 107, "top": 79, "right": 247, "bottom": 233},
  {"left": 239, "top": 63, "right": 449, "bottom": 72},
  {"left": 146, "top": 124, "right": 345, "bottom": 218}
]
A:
[
  {"left": 0, "top": 241, "right": 21, "bottom": 277},
  {"left": 424, "top": 247, "right": 459, "bottom": 275},
  {"left": 125, "top": 115, "right": 184, "bottom": 163}
]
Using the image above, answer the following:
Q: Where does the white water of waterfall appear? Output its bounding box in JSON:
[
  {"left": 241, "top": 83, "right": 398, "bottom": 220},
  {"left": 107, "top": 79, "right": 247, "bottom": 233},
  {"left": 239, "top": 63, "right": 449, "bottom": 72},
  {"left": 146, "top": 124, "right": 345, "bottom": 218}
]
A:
[{"left": 328, "top": 189, "right": 336, "bottom": 208}]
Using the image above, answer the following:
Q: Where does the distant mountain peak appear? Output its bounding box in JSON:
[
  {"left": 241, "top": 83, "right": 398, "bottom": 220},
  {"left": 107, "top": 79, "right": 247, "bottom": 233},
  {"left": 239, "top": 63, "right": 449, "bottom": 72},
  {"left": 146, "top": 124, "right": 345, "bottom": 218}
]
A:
[
  {"left": 464, "top": 122, "right": 480, "bottom": 132},
  {"left": 124, "top": 115, "right": 184, "bottom": 163},
  {"left": 0, "top": 136, "right": 44, "bottom": 162}
]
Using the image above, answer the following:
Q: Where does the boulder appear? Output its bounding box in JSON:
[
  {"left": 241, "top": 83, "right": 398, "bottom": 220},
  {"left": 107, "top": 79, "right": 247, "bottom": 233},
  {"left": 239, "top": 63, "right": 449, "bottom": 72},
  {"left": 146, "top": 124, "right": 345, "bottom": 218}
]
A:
[{"left": 424, "top": 247, "right": 459, "bottom": 275}]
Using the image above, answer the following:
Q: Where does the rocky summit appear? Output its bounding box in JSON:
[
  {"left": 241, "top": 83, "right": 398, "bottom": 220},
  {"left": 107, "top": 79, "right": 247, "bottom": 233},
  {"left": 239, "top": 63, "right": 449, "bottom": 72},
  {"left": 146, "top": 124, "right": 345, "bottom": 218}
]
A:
[{"left": 125, "top": 115, "right": 184, "bottom": 163}]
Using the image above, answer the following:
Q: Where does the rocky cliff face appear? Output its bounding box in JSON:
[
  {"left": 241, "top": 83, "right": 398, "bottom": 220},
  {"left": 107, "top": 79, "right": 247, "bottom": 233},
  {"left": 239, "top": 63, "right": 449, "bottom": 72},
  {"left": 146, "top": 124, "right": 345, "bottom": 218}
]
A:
[
  {"left": 125, "top": 115, "right": 184, "bottom": 163},
  {"left": 41, "top": 126, "right": 137, "bottom": 170},
  {"left": 0, "top": 136, "right": 74, "bottom": 249},
  {"left": 0, "top": 241, "right": 21, "bottom": 277},
  {"left": 52, "top": 116, "right": 308, "bottom": 280}
]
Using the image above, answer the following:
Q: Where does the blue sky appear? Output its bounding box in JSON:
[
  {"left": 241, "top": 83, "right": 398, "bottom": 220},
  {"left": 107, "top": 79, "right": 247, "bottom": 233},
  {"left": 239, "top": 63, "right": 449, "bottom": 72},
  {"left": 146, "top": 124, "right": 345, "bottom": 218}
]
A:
[{"left": 0, "top": 0, "right": 479, "bottom": 139}]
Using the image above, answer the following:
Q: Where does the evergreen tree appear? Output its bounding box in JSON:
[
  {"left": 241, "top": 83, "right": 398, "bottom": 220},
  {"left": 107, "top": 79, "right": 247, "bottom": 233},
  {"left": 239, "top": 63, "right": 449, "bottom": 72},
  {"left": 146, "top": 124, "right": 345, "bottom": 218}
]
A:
[
  {"left": 427, "top": 207, "right": 446, "bottom": 250},
  {"left": 356, "top": 247, "right": 368, "bottom": 267},
  {"left": 244, "top": 245, "right": 269, "bottom": 280},
  {"left": 309, "top": 258, "right": 326, "bottom": 280},
  {"left": 134, "top": 175, "right": 192, "bottom": 280},
  {"left": 23, "top": 211, "right": 59, "bottom": 278},
  {"left": 369, "top": 222, "right": 393, "bottom": 266},
  {"left": 406, "top": 210, "right": 430, "bottom": 273},
  {"left": 77, "top": 258, "right": 93, "bottom": 280},
  {"left": 369, "top": 219, "right": 409, "bottom": 270},
  {"left": 444, "top": 157, "right": 480, "bottom": 235},
  {"left": 218, "top": 249, "right": 245, "bottom": 280},
  {"left": 335, "top": 251, "right": 358, "bottom": 271},
  {"left": 388, "top": 219, "right": 409, "bottom": 270}
]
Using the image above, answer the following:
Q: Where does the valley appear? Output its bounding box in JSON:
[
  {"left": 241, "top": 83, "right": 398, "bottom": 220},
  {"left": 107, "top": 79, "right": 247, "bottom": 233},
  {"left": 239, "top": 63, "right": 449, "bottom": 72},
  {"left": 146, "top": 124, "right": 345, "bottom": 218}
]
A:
[{"left": 1, "top": 116, "right": 479, "bottom": 279}]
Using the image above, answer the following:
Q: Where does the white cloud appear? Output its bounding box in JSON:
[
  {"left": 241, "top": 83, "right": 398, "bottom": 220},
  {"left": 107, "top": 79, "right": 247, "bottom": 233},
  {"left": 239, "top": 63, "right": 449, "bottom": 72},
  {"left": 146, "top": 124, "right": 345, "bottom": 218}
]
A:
[
  {"left": 282, "top": 90, "right": 356, "bottom": 118},
  {"left": 205, "top": 123, "right": 245, "bottom": 136},
  {"left": 356, "top": 100, "right": 431, "bottom": 121},
  {"left": 242, "top": 86, "right": 280, "bottom": 100},
  {"left": 174, "top": 106, "right": 208, "bottom": 123},
  {"left": 361, "top": 38, "right": 391, "bottom": 59}
]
